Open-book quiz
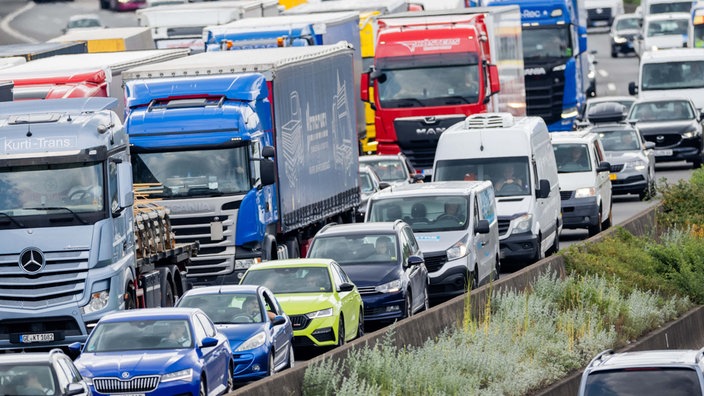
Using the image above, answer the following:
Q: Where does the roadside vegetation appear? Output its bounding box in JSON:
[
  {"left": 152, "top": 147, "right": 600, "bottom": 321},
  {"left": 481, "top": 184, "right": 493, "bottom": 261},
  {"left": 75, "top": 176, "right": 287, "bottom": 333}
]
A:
[{"left": 303, "top": 169, "right": 704, "bottom": 395}]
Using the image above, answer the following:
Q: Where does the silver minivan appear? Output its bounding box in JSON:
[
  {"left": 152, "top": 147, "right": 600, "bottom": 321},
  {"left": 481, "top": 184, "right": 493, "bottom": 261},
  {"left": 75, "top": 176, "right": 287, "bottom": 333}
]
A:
[{"left": 365, "top": 181, "right": 500, "bottom": 301}]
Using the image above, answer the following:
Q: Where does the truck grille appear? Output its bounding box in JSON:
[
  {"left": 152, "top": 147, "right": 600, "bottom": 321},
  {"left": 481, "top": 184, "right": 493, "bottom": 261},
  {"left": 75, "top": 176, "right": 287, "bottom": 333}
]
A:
[
  {"left": 93, "top": 376, "right": 160, "bottom": 393},
  {"left": 0, "top": 316, "right": 81, "bottom": 340},
  {"left": 394, "top": 115, "right": 466, "bottom": 170},
  {"left": 560, "top": 191, "right": 573, "bottom": 200},
  {"left": 498, "top": 218, "right": 511, "bottom": 236},
  {"left": 0, "top": 249, "right": 88, "bottom": 308},
  {"left": 169, "top": 212, "right": 236, "bottom": 277},
  {"left": 525, "top": 67, "right": 565, "bottom": 126},
  {"left": 289, "top": 314, "right": 311, "bottom": 331},
  {"left": 423, "top": 252, "right": 448, "bottom": 273}
]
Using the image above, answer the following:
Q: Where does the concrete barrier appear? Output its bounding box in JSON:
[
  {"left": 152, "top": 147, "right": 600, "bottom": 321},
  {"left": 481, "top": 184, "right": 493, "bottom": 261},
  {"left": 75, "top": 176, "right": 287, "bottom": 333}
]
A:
[{"left": 232, "top": 204, "right": 664, "bottom": 395}]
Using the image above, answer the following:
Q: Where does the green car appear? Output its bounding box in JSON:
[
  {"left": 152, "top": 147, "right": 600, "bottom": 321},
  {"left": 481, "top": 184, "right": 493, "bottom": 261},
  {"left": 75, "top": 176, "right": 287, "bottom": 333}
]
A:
[{"left": 240, "top": 258, "right": 364, "bottom": 348}]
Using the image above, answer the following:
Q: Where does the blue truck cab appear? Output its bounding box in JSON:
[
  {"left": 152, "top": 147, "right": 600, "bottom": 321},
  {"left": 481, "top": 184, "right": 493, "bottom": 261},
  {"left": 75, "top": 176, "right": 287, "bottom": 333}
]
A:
[{"left": 480, "top": 0, "right": 589, "bottom": 131}]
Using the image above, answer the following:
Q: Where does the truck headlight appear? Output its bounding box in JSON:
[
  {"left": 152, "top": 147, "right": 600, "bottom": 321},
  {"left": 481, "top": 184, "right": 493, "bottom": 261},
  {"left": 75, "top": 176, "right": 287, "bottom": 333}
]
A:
[
  {"left": 575, "top": 187, "right": 597, "bottom": 198},
  {"left": 375, "top": 279, "right": 402, "bottom": 293},
  {"left": 306, "top": 308, "right": 333, "bottom": 319},
  {"left": 561, "top": 107, "right": 579, "bottom": 119},
  {"left": 161, "top": 369, "right": 193, "bottom": 383},
  {"left": 613, "top": 36, "right": 627, "bottom": 44},
  {"left": 510, "top": 214, "right": 533, "bottom": 234},
  {"left": 446, "top": 237, "right": 469, "bottom": 261},
  {"left": 81, "top": 291, "right": 109, "bottom": 315},
  {"left": 235, "top": 258, "right": 260, "bottom": 270},
  {"left": 236, "top": 332, "right": 266, "bottom": 352}
]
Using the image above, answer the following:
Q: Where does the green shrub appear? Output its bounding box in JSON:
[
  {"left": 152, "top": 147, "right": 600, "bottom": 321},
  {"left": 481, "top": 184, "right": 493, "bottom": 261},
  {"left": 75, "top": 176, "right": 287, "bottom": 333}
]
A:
[{"left": 658, "top": 169, "right": 704, "bottom": 229}]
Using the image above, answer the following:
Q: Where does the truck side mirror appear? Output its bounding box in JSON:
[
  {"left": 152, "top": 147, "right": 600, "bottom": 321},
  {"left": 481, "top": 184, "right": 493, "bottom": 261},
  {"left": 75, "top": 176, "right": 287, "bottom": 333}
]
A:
[
  {"left": 488, "top": 65, "right": 500, "bottom": 94},
  {"left": 118, "top": 162, "right": 133, "bottom": 209},
  {"left": 262, "top": 145, "right": 275, "bottom": 158},
  {"left": 260, "top": 158, "right": 276, "bottom": 187},
  {"left": 536, "top": 179, "right": 551, "bottom": 199},
  {"left": 628, "top": 82, "right": 638, "bottom": 95},
  {"left": 474, "top": 219, "right": 490, "bottom": 234},
  {"left": 361, "top": 72, "right": 370, "bottom": 103}
]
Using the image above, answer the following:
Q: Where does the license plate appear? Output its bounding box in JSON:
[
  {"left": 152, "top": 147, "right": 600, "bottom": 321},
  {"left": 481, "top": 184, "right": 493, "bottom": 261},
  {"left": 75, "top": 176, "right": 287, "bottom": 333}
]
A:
[
  {"left": 609, "top": 173, "right": 617, "bottom": 180},
  {"left": 20, "top": 333, "right": 54, "bottom": 343},
  {"left": 654, "top": 149, "right": 673, "bottom": 157},
  {"left": 422, "top": 168, "right": 433, "bottom": 176}
]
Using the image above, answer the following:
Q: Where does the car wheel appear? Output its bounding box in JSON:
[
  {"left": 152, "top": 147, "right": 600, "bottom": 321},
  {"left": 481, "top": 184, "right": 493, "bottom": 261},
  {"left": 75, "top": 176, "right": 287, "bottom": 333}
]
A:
[
  {"left": 532, "top": 233, "right": 545, "bottom": 263},
  {"left": 285, "top": 344, "right": 295, "bottom": 369},
  {"left": 226, "top": 363, "right": 234, "bottom": 392},
  {"left": 472, "top": 266, "right": 479, "bottom": 290},
  {"left": 355, "top": 308, "right": 364, "bottom": 339},
  {"left": 588, "top": 208, "right": 603, "bottom": 237},
  {"left": 199, "top": 376, "right": 206, "bottom": 396},
  {"left": 336, "top": 317, "right": 345, "bottom": 347},
  {"left": 548, "top": 224, "right": 560, "bottom": 256},
  {"left": 602, "top": 204, "right": 613, "bottom": 229},
  {"left": 692, "top": 156, "right": 703, "bottom": 169},
  {"left": 493, "top": 255, "right": 501, "bottom": 281},
  {"left": 267, "top": 352, "right": 275, "bottom": 377},
  {"left": 421, "top": 285, "right": 430, "bottom": 311},
  {"left": 611, "top": 46, "right": 618, "bottom": 58},
  {"left": 100, "top": 0, "right": 109, "bottom": 9},
  {"left": 403, "top": 292, "right": 412, "bottom": 319},
  {"left": 639, "top": 186, "right": 650, "bottom": 201}
]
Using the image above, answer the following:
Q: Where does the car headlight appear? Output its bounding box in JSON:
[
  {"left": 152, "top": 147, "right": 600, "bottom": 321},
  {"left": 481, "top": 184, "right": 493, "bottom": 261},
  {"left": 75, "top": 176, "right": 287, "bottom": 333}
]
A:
[
  {"left": 588, "top": 70, "right": 595, "bottom": 79},
  {"left": 561, "top": 106, "right": 578, "bottom": 119},
  {"left": 446, "top": 237, "right": 469, "bottom": 261},
  {"left": 375, "top": 279, "right": 402, "bottom": 293},
  {"left": 613, "top": 36, "right": 627, "bottom": 44},
  {"left": 83, "top": 377, "right": 93, "bottom": 386},
  {"left": 575, "top": 187, "right": 597, "bottom": 198},
  {"left": 235, "top": 258, "right": 260, "bottom": 270},
  {"left": 307, "top": 308, "right": 333, "bottom": 319},
  {"left": 81, "top": 290, "right": 109, "bottom": 315},
  {"left": 628, "top": 160, "right": 647, "bottom": 171},
  {"left": 683, "top": 130, "right": 700, "bottom": 139},
  {"left": 236, "top": 332, "right": 266, "bottom": 352},
  {"left": 161, "top": 369, "right": 193, "bottom": 383},
  {"left": 510, "top": 213, "right": 533, "bottom": 235}
]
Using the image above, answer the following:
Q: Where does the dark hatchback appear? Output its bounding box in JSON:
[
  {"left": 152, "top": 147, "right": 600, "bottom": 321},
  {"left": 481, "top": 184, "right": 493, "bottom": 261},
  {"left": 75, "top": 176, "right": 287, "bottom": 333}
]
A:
[{"left": 610, "top": 13, "right": 641, "bottom": 57}]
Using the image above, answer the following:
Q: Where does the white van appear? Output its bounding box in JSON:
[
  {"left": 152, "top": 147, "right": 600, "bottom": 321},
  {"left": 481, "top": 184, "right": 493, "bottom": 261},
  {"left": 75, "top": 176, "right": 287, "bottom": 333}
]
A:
[
  {"left": 636, "top": 13, "right": 690, "bottom": 56},
  {"left": 432, "top": 113, "right": 561, "bottom": 266},
  {"left": 640, "top": 0, "right": 694, "bottom": 18},
  {"left": 365, "top": 181, "right": 499, "bottom": 300},
  {"left": 551, "top": 131, "right": 613, "bottom": 236},
  {"left": 629, "top": 48, "right": 704, "bottom": 111},
  {"left": 585, "top": 0, "right": 624, "bottom": 27}
]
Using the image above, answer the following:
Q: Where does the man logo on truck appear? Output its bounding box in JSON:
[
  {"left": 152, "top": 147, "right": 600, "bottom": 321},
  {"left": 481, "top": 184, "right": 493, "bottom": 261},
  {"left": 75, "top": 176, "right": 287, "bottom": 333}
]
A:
[
  {"left": 397, "top": 39, "right": 461, "bottom": 53},
  {"left": 19, "top": 247, "right": 46, "bottom": 274}
]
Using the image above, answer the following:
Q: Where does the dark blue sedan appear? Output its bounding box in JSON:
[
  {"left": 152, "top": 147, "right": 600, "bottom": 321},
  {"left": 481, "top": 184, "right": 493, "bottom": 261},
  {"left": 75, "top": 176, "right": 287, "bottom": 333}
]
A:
[
  {"left": 176, "top": 285, "right": 295, "bottom": 383},
  {"left": 71, "top": 308, "right": 232, "bottom": 396}
]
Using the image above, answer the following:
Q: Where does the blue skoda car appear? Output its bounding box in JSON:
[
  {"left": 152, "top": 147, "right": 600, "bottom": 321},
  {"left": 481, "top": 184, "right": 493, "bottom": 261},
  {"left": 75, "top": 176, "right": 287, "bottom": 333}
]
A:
[
  {"left": 71, "top": 308, "right": 233, "bottom": 396},
  {"left": 176, "top": 285, "right": 295, "bottom": 383}
]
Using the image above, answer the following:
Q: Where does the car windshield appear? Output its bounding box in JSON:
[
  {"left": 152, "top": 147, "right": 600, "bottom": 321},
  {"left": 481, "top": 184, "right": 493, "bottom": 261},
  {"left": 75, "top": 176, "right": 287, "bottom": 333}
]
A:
[
  {"left": 554, "top": 144, "right": 592, "bottom": 173},
  {"left": 359, "top": 171, "right": 375, "bottom": 194},
  {"left": 584, "top": 367, "right": 703, "bottom": 396},
  {"left": 178, "top": 293, "right": 263, "bottom": 324},
  {"left": 85, "top": 319, "right": 193, "bottom": 352},
  {"left": 641, "top": 61, "right": 704, "bottom": 91},
  {"left": 309, "top": 234, "right": 399, "bottom": 265},
  {"left": 649, "top": 1, "right": 693, "bottom": 14},
  {"left": 359, "top": 159, "right": 407, "bottom": 183},
  {"left": 615, "top": 17, "right": 641, "bottom": 30},
  {"left": 628, "top": 101, "right": 694, "bottom": 121},
  {"left": 241, "top": 267, "right": 332, "bottom": 294},
  {"left": 646, "top": 19, "right": 688, "bottom": 37},
  {"left": 522, "top": 26, "right": 573, "bottom": 61},
  {"left": 132, "top": 146, "right": 251, "bottom": 198},
  {"left": 368, "top": 196, "right": 469, "bottom": 232},
  {"left": 434, "top": 157, "right": 532, "bottom": 197},
  {"left": 0, "top": 364, "right": 57, "bottom": 396},
  {"left": 598, "top": 130, "right": 642, "bottom": 151}
]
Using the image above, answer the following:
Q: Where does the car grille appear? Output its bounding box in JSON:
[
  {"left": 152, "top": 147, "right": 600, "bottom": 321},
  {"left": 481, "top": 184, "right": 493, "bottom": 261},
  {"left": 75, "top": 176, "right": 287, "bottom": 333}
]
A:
[
  {"left": 560, "top": 191, "right": 573, "bottom": 200},
  {"left": 643, "top": 134, "right": 681, "bottom": 148},
  {"left": 610, "top": 164, "right": 624, "bottom": 172},
  {"left": 423, "top": 252, "right": 448, "bottom": 273},
  {"left": 356, "top": 286, "right": 377, "bottom": 295},
  {"left": 498, "top": 218, "right": 511, "bottom": 236},
  {"left": 93, "top": 376, "right": 160, "bottom": 393},
  {"left": 289, "top": 314, "right": 311, "bottom": 331}
]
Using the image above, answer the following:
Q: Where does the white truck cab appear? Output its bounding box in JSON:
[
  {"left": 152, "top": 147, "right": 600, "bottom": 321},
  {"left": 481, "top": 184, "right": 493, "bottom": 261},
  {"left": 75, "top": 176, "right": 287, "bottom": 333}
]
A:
[
  {"left": 432, "top": 113, "right": 561, "bottom": 267},
  {"left": 365, "top": 181, "right": 500, "bottom": 300},
  {"left": 551, "top": 131, "right": 613, "bottom": 236}
]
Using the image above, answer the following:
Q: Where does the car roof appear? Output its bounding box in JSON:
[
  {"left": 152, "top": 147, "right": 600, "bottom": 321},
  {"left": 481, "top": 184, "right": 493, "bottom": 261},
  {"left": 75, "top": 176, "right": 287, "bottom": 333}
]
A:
[
  {"left": 587, "top": 96, "right": 635, "bottom": 105},
  {"left": 316, "top": 221, "right": 402, "bottom": 237},
  {"left": 586, "top": 123, "right": 636, "bottom": 133},
  {"left": 371, "top": 180, "right": 491, "bottom": 198},
  {"left": 100, "top": 307, "right": 200, "bottom": 322},
  {"left": 551, "top": 130, "right": 599, "bottom": 143},
  {"left": 641, "top": 48, "right": 704, "bottom": 61},
  {"left": 181, "top": 285, "right": 261, "bottom": 297},
  {"left": 589, "top": 349, "right": 704, "bottom": 371},
  {"left": 69, "top": 14, "right": 101, "bottom": 21},
  {"left": 360, "top": 155, "right": 404, "bottom": 162},
  {"left": 0, "top": 350, "right": 65, "bottom": 364},
  {"left": 247, "top": 258, "right": 334, "bottom": 270}
]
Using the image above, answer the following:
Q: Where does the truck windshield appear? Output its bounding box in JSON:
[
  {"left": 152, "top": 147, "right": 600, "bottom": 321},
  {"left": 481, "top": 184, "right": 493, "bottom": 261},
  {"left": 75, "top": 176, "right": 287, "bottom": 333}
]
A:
[
  {"left": 522, "top": 26, "right": 572, "bottom": 61},
  {"left": 641, "top": 61, "right": 704, "bottom": 91},
  {"left": 434, "top": 157, "right": 531, "bottom": 197},
  {"left": 377, "top": 64, "right": 480, "bottom": 108},
  {"left": 131, "top": 146, "right": 251, "bottom": 198},
  {"left": 368, "top": 196, "right": 469, "bottom": 232},
  {"left": 0, "top": 162, "right": 104, "bottom": 215}
]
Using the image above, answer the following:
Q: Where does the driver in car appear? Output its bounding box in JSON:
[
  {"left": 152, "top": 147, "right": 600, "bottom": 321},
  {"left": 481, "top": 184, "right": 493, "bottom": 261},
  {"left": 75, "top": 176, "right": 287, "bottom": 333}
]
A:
[{"left": 494, "top": 164, "right": 524, "bottom": 192}]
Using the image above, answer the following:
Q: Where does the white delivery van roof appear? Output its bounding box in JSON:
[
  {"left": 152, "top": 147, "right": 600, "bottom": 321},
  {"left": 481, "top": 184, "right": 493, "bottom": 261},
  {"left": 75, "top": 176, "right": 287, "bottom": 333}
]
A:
[{"left": 640, "top": 48, "right": 704, "bottom": 63}]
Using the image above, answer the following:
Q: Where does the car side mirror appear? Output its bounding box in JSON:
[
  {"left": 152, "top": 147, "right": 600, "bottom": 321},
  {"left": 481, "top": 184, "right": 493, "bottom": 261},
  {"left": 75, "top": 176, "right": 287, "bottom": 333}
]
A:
[
  {"left": 699, "top": 110, "right": 704, "bottom": 121},
  {"left": 536, "top": 179, "right": 551, "bottom": 199},
  {"left": 65, "top": 383, "right": 85, "bottom": 396},
  {"left": 407, "top": 255, "right": 424, "bottom": 267},
  {"left": 200, "top": 337, "right": 218, "bottom": 348},
  {"left": 628, "top": 82, "right": 638, "bottom": 95},
  {"left": 270, "top": 315, "right": 286, "bottom": 327},
  {"left": 475, "top": 219, "right": 490, "bottom": 234},
  {"left": 379, "top": 181, "right": 391, "bottom": 190},
  {"left": 339, "top": 282, "right": 355, "bottom": 292},
  {"left": 597, "top": 161, "right": 611, "bottom": 173},
  {"left": 412, "top": 173, "right": 425, "bottom": 183},
  {"left": 644, "top": 141, "right": 656, "bottom": 149}
]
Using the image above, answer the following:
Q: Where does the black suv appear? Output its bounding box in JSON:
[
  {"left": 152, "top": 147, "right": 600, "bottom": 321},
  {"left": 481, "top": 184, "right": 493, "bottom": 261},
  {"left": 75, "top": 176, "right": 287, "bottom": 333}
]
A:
[
  {"left": 0, "top": 349, "right": 89, "bottom": 396},
  {"left": 307, "top": 220, "right": 429, "bottom": 322}
]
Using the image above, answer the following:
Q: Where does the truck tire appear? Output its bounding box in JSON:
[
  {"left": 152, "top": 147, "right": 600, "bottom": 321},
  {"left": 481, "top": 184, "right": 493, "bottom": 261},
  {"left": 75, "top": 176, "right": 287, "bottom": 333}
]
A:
[
  {"left": 125, "top": 283, "right": 137, "bottom": 310},
  {"left": 162, "top": 280, "right": 174, "bottom": 307},
  {"left": 285, "top": 237, "right": 300, "bottom": 259},
  {"left": 100, "top": 0, "right": 109, "bottom": 9}
]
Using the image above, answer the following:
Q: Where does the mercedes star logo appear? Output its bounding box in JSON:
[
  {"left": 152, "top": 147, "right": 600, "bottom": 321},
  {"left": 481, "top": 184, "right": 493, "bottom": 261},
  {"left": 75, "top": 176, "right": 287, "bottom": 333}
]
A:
[{"left": 18, "top": 248, "right": 45, "bottom": 275}]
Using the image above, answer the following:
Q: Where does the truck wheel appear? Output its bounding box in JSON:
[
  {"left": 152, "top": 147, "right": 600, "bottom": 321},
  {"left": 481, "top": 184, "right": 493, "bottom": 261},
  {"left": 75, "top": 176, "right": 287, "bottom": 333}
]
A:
[
  {"left": 100, "top": 0, "right": 109, "bottom": 9},
  {"left": 162, "top": 281, "right": 174, "bottom": 307},
  {"left": 125, "top": 284, "right": 136, "bottom": 310},
  {"left": 285, "top": 238, "right": 300, "bottom": 259}
]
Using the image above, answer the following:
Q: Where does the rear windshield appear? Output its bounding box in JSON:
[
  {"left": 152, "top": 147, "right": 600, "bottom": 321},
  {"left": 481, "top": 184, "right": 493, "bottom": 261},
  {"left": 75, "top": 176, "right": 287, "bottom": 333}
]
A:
[{"left": 584, "top": 367, "right": 703, "bottom": 396}]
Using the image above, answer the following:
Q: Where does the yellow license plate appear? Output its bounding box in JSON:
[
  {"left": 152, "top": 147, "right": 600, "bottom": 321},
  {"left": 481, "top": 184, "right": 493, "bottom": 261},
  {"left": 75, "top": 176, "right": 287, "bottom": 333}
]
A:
[{"left": 609, "top": 173, "right": 617, "bottom": 180}]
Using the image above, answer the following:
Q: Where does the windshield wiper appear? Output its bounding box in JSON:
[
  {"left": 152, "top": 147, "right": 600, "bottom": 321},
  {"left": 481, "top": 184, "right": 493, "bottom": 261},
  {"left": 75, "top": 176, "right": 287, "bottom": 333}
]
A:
[
  {"left": 0, "top": 212, "right": 25, "bottom": 228},
  {"left": 439, "top": 95, "right": 472, "bottom": 104},
  {"left": 24, "top": 207, "right": 88, "bottom": 225}
]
